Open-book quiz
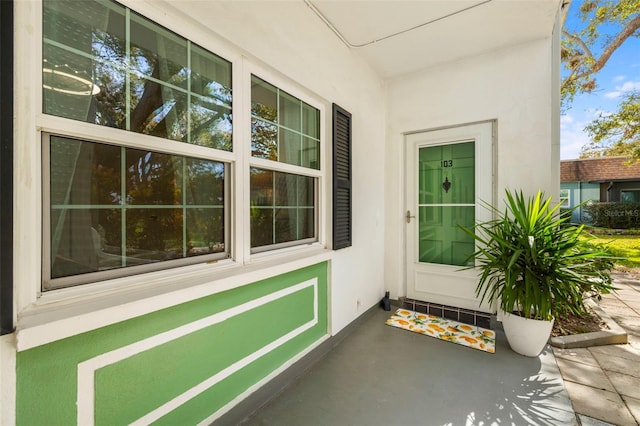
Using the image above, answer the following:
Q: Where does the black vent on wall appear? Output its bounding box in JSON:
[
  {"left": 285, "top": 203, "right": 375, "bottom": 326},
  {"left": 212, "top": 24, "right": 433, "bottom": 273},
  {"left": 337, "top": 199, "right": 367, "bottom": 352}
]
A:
[
  {"left": 0, "top": 0, "right": 14, "bottom": 335},
  {"left": 332, "top": 104, "right": 352, "bottom": 250}
]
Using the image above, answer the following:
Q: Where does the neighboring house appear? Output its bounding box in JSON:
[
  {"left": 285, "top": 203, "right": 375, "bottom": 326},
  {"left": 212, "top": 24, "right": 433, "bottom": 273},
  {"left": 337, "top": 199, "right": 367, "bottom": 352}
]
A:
[
  {"left": 0, "top": 0, "right": 564, "bottom": 424},
  {"left": 561, "top": 157, "right": 640, "bottom": 223}
]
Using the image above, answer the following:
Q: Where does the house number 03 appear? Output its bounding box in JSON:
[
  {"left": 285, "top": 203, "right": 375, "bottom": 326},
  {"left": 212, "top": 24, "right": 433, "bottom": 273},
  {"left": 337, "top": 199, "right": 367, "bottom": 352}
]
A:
[{"left": 441, "top": 160, "right": 453, "bottom": 168}]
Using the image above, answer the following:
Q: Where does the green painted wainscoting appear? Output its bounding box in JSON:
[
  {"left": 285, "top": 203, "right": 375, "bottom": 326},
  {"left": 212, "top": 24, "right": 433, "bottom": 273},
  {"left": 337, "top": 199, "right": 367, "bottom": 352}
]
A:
[{"left": 17, "top": 262, "right": 328, "bottom": 425}]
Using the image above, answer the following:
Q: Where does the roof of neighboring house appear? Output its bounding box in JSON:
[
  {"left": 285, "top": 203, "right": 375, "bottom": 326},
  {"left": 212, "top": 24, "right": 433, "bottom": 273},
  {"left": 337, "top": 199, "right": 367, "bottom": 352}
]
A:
[{"left": 561, "top": 157, "right": 640, "bottom": 183}]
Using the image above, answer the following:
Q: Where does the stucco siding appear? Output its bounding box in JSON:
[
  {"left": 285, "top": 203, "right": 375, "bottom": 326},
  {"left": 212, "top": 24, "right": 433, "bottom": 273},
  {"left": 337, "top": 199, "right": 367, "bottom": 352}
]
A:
[
  {"left": 384, "top": 38, "right": 560, "bottom": 300},
  {"left": 7, "top": 0, "right": 386, "bottom": 423}
]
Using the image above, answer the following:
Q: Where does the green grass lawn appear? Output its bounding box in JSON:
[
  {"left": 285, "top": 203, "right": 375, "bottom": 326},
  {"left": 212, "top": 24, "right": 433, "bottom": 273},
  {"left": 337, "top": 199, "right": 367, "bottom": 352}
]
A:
[{"left": 584, "top": 234, "right": 640, "bottom": 268}]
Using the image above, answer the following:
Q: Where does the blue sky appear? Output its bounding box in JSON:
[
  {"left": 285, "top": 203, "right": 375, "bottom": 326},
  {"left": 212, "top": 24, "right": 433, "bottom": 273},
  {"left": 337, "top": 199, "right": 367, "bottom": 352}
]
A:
[{"left": 561, "top": 1, "right": 640, "bottom": 159}]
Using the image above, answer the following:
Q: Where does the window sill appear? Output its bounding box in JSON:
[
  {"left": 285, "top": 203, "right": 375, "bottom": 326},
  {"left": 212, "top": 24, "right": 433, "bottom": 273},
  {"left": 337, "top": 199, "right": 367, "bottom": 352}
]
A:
[{"left": 16, "top": 246, "right": 332, "bottom": 351}]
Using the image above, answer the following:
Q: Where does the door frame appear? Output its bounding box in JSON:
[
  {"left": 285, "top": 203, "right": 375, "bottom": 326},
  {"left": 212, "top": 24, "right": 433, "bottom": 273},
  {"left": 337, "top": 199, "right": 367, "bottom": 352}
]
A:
[{"left": 403, "top": 120, "right": 495, "bottom": 312}]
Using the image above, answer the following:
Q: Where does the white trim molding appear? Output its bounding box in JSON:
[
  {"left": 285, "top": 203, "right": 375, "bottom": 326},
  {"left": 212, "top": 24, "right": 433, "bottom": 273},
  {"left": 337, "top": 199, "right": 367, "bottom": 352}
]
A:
[{"left": 77, "top": 278, "right": 319, "bottom": 425}]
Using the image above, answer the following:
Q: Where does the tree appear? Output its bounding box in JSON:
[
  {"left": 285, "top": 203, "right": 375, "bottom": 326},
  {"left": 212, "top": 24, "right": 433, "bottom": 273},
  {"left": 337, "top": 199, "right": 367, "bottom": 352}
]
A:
[
  {"left": 580, "top": 91, "right": 640, "bottom": 158},
  {"left": 561, "top": 0, "right": 640, "bottom": 158},
  {"left": 562, "top": 0, "right": 640, "bottom": 106}
]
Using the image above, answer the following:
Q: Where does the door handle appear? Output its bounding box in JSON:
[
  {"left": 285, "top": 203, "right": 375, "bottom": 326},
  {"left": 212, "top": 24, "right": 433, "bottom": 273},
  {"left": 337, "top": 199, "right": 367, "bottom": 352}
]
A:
[{"left": 406, "top": 210, "right": 415, "bottom": 223}]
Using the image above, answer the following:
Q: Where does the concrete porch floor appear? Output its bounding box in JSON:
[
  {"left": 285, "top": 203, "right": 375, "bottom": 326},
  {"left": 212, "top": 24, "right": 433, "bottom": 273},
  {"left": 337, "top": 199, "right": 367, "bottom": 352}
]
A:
[{"left": 236, "top": 308, "right": 576, "bottom": 426}]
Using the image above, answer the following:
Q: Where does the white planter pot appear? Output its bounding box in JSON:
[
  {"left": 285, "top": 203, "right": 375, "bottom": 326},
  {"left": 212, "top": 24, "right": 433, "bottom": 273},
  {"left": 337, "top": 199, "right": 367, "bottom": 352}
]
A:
[{"left": 501, "top": 311, "right": 554, "bottom": 357}]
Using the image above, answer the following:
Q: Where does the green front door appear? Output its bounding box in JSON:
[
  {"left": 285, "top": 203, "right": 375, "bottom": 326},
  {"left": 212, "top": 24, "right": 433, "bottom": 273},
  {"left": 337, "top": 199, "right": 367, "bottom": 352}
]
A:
[{"left": 405, "top": 123, "right": 493, "bottom": 312}]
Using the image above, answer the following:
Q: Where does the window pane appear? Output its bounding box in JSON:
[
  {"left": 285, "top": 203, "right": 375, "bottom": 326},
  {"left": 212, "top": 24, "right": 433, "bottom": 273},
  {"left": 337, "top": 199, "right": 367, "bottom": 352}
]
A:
[
  {"left": 43, "top": 0, "right": 126, "bottom": 125},
  {"left": 250, "top": 168, "right": 273, "bottom": 206},
  {"left": 129, "top": 12, "right": 188, "bottom": 86},
  {"left": 43, "top": 47, "right": 101, "bottom": 123},
  {"left": 278, "top": 128, "right": 301, "bottom": 166},
  {"left": 43, "top": 46, "right": 127, "bottom": 128},
  {"left": 250, "top": 168, "right": 315, "bottom": 249},
  {"left": 126, "top": 207, "right": 184, "bottom": 260},
  {"left": 280, "top": 91, "right": 301, "bottom": 131},
  {"left": 559, "top": 189, "right": 570, "bottom": 208},
  {"left": 190, "top": 96, "right": 232, "bottom": 150},
  {"left": 252, "top": 118, "right": 277, "bottom": 160},
  {"left": 190, "top": 44, "right": 231, "bottom": 103},
  {"left": 301, "top": 136, "right": 320, "bottom": 169},
  {"left": 44, "top": 0, "right": 126, "bottom": 58},
  {"left": 50, "top": 136, "right": 122, "bottom": 205},
  {"left": 298, "top": 175, "right": 314, "bottom": 207},
  {"left": 51, "top": 208, "right": 122, "bottom": 279},
  {"left": 275, "top": 173, "right": 297, "bottom": 206},
  {"left": 48, "top": 136, "right": 227, "bottom": 284},
  {"left": 129, "top": 76, "right": 188, "bottom": 142},
  {"left": 251, "top": 75, "right": 320, "bottom": 170},
  {"left": 126, "top": 149, "right": 183, "bottom": 205},
  {"left": 275, "top": 208, "right": 296, "bottom": 243},
  {"left": 186, "top": 208, "right": 225, "bottom": 256},
  {"left": 622, "top": 191, "right": 640, "bottom": 203},
  {"left": 185, "top": 159, "right": 225, "bottom": 206},
  {"left": 419, "top": 206, "right": 474, "bottom": 266},
  {"left": 302, "top": 102, "right": 319, "bottom": 139},
  {"left": 299, "top": 208, "right": 315, "bottom": 240},
  {"left": 419, "top": 142, "right": 475, "bottom": 205},
  {"left": 43, "top": 0, "right": 232, "bottom": 151},
  {"left": 251, "top": 76, "right": 277, "bottom": 121},
  {"left": 250, "top": 208, "right": 273, "bottom": 248}
]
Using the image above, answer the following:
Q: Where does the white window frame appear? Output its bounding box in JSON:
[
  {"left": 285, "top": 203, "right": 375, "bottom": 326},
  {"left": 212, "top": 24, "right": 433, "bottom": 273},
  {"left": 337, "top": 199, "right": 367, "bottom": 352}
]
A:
[
  {"left": 42, "top": 133, "right": 234, "bottom": 290},
  {"left": 246, "top": 74, "right": 323, "bottom": 254},
  {"left": 241, "top": 63, "right": 326, "bottom": 263},
  {"left": 559, "top": 188, "right": 570, "bottom": 208},
  {"left": 14, "top": 0, "right": 328, "bottom": 314},
  {"left": 39, "top": 0, "right": 237, "bottom": 290}
]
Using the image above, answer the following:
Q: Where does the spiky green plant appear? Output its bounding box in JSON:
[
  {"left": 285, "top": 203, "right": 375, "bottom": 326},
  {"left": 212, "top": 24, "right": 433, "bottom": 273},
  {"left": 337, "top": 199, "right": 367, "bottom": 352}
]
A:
[{"left": 461, "top": 190, "right": 614, "bottom": 321}]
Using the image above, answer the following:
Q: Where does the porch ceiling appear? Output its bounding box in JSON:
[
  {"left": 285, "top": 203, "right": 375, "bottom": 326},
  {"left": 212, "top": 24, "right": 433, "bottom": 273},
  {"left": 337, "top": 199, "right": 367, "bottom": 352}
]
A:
[{"left": 308, "top": 0, "right": 563, "bottom": 79}]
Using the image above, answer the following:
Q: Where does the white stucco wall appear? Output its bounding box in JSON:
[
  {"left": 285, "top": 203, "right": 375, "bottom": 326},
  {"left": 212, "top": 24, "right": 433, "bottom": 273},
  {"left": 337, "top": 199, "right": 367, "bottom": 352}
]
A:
[
  {"left": 3, "top": 0, "right": 563, "bottom": 422},
  {"left": 10, "top": 0, "right": 386, "bottom": 351},
  {"left": 158, "top": 1, "right": 388, "bottom": 334},
  {"left": 384, "top": 38, "right": 560, "bottom": 300}
]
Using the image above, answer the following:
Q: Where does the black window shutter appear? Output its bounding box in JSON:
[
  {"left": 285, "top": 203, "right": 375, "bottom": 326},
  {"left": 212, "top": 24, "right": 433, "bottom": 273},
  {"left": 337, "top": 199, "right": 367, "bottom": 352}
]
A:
[
  {"left": 0, "top": 0, "right": 14, "bottom": 335},
  {"left": 332, "top": 104, "right": 352, "bottom": 250}
]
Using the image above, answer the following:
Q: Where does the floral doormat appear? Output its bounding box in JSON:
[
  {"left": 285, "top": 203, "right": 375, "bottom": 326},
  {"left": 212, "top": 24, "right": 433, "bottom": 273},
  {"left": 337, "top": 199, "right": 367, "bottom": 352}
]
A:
[{"left": 386, "top": 308, "right": 496, "bottom": 353}]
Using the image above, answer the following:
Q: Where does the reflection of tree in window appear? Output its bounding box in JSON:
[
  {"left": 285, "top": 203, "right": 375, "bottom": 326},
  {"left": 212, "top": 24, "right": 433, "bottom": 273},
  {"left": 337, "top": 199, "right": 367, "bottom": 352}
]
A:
[
  {"left": 186, "top": 159, "right": 225, "bottom": 256},
  {"left": 43, "top": 0, "right": 232, "bottom": 150},
  {"left": 125, "top": 150, "right": 182, "bottom": 256},
  {"left": 44, "top": 0, "right": 232, "bottom": 285},
  {"left": 251, "top": 104, "right": 278, "bottom": 160},
  {"left": 250, "top": 168, "right": 315, "bottom": 249},
  {"left": 49, "top": 137, "right": 226, "bottom": 281}
]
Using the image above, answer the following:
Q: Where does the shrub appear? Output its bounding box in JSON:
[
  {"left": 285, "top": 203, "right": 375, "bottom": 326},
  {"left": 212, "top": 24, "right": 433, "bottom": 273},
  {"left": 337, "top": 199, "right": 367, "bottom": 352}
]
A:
[
  {"left": 460, "top": 190, "right": 615, "bottom": 320},
  {"left": 583, "top": 202, "right": 640, "bottom": 229}
]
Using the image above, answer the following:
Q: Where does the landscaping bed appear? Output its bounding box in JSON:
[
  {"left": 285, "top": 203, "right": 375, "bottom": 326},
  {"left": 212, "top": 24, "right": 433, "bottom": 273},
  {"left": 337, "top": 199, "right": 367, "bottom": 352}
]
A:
[{"left": 551, "top": 306, "right": 609, "bottom": 337}]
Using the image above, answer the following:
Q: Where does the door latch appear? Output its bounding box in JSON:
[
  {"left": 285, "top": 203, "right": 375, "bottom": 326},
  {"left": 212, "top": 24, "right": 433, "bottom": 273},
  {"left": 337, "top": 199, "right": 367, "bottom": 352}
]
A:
[{"left": 406, "top": 210, "right": 415, "bottom": 223}]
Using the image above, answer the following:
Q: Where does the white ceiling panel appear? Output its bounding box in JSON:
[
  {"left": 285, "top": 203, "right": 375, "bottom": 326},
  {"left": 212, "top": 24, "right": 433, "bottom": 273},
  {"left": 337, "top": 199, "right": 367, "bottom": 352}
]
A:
[{"left": 308, "top": 0, "right": 562, "bottom": 78}]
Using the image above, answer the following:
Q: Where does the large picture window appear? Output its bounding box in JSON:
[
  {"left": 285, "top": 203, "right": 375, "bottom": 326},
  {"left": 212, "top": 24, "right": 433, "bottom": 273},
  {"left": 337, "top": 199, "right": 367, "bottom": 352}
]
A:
[{"left": 41, "top": 1, "right": 324, "bottom": 290}]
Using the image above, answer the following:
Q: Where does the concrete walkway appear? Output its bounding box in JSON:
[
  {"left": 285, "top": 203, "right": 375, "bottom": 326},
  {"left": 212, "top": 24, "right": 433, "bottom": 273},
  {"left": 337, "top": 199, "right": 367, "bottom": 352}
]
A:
[
  {"left": 553, "top": 273, "right": 640, "bottom": 426},
  {"left": 238, "top": 308, "right": 576, "bottom": 425},
  {"left": 229, "top": 272, "right": 640, "bottom": 426}
]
